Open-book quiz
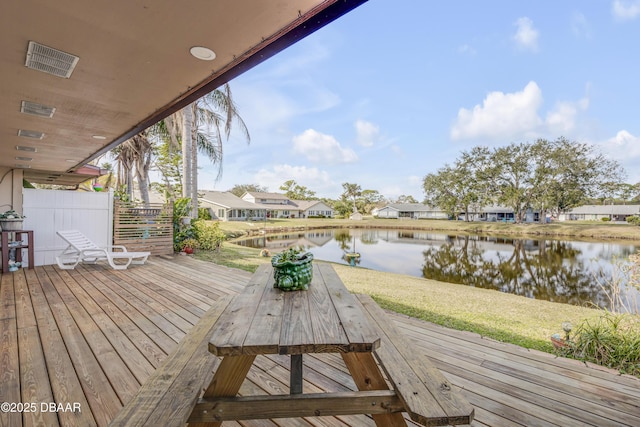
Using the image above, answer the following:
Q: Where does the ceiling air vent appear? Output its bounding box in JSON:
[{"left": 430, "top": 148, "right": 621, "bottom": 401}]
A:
[
  {"left": 25, "top": 41, "right": 79, "bottom": 78},
  {"left": 21, "top": 100, "right": 56, "bottom": 118},
  {"left": 16, "top": 146, "right": 37, "bottom": 152},
  {"left": 15, "top": 156, "right": 33, "bottom": 162},
  {"left": 15, "top": 164, "right": 32, "bottom": 169},
  {"left": 18, "top": 129, "right": 44, "bottom": 139}
]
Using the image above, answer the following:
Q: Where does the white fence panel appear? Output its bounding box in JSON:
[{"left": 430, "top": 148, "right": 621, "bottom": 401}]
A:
[{"left": 22, "top": 188, "right": 113, "bottom": 266}]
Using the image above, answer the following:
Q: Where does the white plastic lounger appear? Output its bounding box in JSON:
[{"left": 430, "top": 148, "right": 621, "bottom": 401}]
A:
[{"left": 56, "top": 230, "right": 150, "bottom": 270}]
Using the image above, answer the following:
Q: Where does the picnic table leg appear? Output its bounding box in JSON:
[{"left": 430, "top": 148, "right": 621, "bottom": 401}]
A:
[
  {"left": 342, "top": 352, "right": 408, "bottom": 427},
  {"left": 188, "top": 354, "right": 256, "bottom": 427},
  {"left": 290, "top": 354, "right": 303, "bottom": 394}
]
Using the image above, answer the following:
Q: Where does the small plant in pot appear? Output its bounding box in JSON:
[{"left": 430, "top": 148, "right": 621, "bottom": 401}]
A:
[
  {"left": 271, "top": 247, "right": 314, "bottom": 291},
  {"left": 180, "top": 238, "right": 199, "bottom": 255},
  {"left": 0, "top": 210, "right": 26, "bottom": 231}
]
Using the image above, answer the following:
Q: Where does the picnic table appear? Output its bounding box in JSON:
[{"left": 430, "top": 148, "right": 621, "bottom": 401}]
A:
[{"left": 110, "top": 262, "right": 474, "bottom": 426}]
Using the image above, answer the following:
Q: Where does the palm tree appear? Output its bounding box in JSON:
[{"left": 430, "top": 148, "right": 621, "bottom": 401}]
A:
[
  {"left": 168, "top": 83, "right": 250, "bottom": 217},
  {"left": 113, "top": 83, "right": 249, "bottom": 214}
]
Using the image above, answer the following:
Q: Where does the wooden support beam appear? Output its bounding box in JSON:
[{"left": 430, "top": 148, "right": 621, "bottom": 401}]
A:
[{"left": 188, "top": 390, "right": 405, "bottom": 423}]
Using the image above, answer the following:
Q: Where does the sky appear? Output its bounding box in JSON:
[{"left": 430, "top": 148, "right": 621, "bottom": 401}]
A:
[{"left": 199, "top": 0, "right": 640, "bottom": 200}]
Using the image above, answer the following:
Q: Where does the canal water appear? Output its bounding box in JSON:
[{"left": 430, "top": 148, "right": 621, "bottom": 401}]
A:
[{"left": 236, "top": 228, "right": 640, "bottom": 309}]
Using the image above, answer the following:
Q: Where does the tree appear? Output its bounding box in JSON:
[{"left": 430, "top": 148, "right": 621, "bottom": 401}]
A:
[
  {"left": 179, "top": 85, "right": 250, "bottom": 217},
  {"left": 228, "top": 184, "right": 269, "bottom": 198},
  {"left": 121, "top": 83, "right": 250, "bottom": 216},
  {"left": 491, "top": 143, "right": 535, "bottom": 223},
  {"left": 112, "top": 131, "right": 154, "bottom": 204},
  {"left": 341, "top": 183, "right": 362, "bottom": 214},
  {"left": 395, "top": 194, "right": 418, "bottom": 204},
  {"left": 359, "top": 189, "right": 383, "bottom": 214},
  {"left": 279, "top": 180, "right": 316, "bottom": 200},
  {"left": 423, "top": 138, "right": 626, "bottom": 223},
  {"left": 423, "top": 150, "right": 491, "bottom": 221}
]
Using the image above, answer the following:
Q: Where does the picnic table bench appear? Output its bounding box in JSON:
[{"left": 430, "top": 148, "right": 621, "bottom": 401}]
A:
[{"left": 110, "top": 262, "right": 473, "bottom": 426}]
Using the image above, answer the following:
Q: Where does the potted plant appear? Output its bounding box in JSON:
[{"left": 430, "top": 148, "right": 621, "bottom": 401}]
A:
[
  {"left": 0, "top": 210, "right": 26, "bottom": 231},
  {"left": 271, "top": 248, "right": 313, "bottom": 291},
  {"left": 180, "top": 238, "right": 199, "bottom": 255}
]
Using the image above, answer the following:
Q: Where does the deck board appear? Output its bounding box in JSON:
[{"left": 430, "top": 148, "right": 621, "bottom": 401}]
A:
[{"left": 1, "top": 256, "right": 639, "bottom": 426}]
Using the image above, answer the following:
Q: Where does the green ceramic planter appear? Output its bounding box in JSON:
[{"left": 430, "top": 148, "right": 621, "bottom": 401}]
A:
[{"left": 271, "top": 251, "right": 314, "bottom": 291}]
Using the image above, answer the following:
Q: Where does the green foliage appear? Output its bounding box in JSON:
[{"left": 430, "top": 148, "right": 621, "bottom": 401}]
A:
[
  {"left": 228, "top": 183, "right": 268, "bottom": 198},
  {"left": 601, "top": 217, "right": 611, "bottom": 222},
  {"left": 198, "top": 207, "right": 212, "bottom": 220},
  {"left": 423, "top": 138, "right": 626, "bottom": 223},
  {"left": 559, "top": 312, "right": 640, "bottom": 377},
  {"left": 113, "top": 185, "right": 132, "bottom": 203},
  {"left": 331, "top": 199, "right": 353, "bottom": 218},
  {"left": 173, "top": 198, "right": 194, "bottom": 252},
  {"left": 279, "top": 180, "right": 316, "bottom": 200},
  {"left": 272, "top": 247, "right": 304, "bottom": 263},
  {"left": 627, "top": 216, "right": 640, "bottom": 226},
  {"left": 152, "top": 139, "right": 182, "bottom": 201},
  {"left": 192, "top": 220, "right": 225, "bottom": 251},
  {"left": 179, "top": 238, "right": 199, "bottom": 251},
  {"left": 0, "top": 210, "right": 25, "bottom": 219},
  {"left": 395, "top": 194, "right": 418, "bottom": 204}
]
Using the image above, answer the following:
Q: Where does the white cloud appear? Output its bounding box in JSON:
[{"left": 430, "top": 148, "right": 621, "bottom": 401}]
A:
[
  {"left": 254, "top": 164, "right": 334, "bottom": 195},
  {"left": 450, "top": 81, "right": 543, "bottom": 141},
  {"left": 458, "top": 44, "right": 477, "bottom": 56},
  {"left": 546, "top": 94, "right": 589, "bottom": 134},
  {"left": 602, "top": 130, "right": 640, "bottom": 159},
  {"left": 513, "top": 17, "right": 539, "bottom": 51},
  {"left": 599, "top": 131, "right": 640, "bottom": 182},
  {"left": 451, "top": 82, "right": 590, "bottom": 141},
  {"left": 355, "top": 120, "right": 379, "bottom": 147},
  {"left": 571, "top": 12, "right": 592, "bottom": 39},
  {"left": 292, "top": 129, "right": 358, "bottom": 163},
  {"left": 612, "top": 0, "right": 640, "bottom": 21}
]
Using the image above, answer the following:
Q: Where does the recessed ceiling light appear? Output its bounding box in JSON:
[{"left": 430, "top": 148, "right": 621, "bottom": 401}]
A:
[
  {"left": 190, "top": 46, "right": 216, "bottom": 61},
  {"left": 92, "top": 135, "right": 107, "bottom": 140},
  {"left": 21, "top": 100, "right": 56, "bottom": 118},
  {"left": 16, "top": 146, "right": 37, "bottom": 152},
  {"left": 15, "top": 164, "right": 31, "bottom": 169},
  {"left": 18, "top": 129, "right": 44, "bottom": 139},
  {"left": 15, "top": 156, "right": 33, "bottom": 161}
]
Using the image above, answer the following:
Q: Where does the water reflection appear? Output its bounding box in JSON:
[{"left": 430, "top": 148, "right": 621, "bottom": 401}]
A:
[{"left": 236, "top": 228, "right": 639, "bottom": 308}]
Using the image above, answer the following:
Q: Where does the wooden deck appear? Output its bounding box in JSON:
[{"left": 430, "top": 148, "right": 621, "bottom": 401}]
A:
[{"left": 1, "top": 256, "right": 638, "bottom": 427}]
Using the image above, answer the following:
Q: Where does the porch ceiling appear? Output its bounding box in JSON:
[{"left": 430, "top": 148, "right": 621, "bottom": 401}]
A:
[{"left": 0, "top": 0, "right": 366, "bottom": 185}]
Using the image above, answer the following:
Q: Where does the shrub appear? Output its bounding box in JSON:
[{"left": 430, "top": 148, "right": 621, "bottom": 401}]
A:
[
  {"left": 601, "top": 217, "right": 611, "bottom": 222},
  {"left": 627, "top": 216, "right": 640, "bottom": 226},
  {"left": 559, "top": 312, "right": 640, "bottom": 377},
  {"left": 198, "top": 207, "right": 212, "bottom": 220},
  {"left": 193, "top": 220, "right": 225, "bottom": 251},
  {"left": 179, "top": 238, "right": 199, "bottom": 251}
]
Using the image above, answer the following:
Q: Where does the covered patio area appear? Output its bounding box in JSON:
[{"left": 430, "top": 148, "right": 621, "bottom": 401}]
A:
[{"left": 1, "top": 256, "right": 638, "bottom": 426}]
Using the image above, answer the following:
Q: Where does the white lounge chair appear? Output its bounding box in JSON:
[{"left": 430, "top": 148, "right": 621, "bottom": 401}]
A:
[{"left": 56, "top": 229, "right": 150, "bottom": 270}]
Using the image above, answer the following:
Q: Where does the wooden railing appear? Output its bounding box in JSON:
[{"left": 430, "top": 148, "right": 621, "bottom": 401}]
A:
[{"left": 114, "top": 201, "right": 173, "bottom": 255}]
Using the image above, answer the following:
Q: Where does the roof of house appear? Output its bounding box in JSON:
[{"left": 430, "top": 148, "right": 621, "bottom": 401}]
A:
[
  {"left": 244, "top": 191, "right": 290, "bottom": 201},
  {"left": 200, "top": 191, "right": 265, "bottom": 209},
  {"left": 382, "top": 203, "right": 441, "bottom": 212},
  {"left": 481, "top": 205, "right": 515, "bottom": 214},
  {"left": 567, "top": 205, "right": 640, "bottom": 215},
  {"left": 291, "top": 199, "right": 332, "bottom": 211}
]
